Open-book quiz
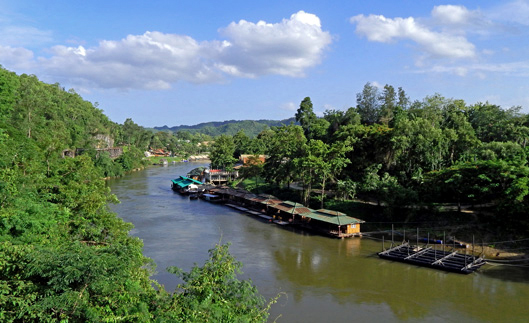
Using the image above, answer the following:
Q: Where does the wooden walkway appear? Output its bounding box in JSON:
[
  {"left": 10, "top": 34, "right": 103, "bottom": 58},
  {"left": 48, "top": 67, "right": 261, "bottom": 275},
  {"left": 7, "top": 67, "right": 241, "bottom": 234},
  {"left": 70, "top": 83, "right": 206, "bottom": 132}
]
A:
[
  {"left": 225, "top": 203, "right": 274, "bottom": 221},
  {"left": 378, "top": 242, "right": 486, "bottom": 274}
]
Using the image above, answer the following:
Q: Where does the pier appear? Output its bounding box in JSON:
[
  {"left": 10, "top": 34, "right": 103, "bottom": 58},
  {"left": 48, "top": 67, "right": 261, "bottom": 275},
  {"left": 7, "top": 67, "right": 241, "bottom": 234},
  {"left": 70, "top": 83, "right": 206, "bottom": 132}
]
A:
[{"left": 378, "top": 240, "right": 487, "bottom": 274}]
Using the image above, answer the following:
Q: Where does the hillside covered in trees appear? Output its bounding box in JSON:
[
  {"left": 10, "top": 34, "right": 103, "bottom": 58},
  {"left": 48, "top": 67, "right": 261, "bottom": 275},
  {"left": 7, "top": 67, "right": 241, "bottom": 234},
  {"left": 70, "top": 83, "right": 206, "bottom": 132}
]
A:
[
  {"left": 0, "top": 67, "right": 274, "bottom": 321},
  {"left": 152, "top": 118, "right": 296, "bottom": 138}
]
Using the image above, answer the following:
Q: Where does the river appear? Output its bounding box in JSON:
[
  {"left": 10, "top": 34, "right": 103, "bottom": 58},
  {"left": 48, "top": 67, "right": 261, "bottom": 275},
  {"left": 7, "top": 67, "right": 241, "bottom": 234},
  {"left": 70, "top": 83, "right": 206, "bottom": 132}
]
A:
[{"left": 107, "top": 162, "right": 529, "bottom": 322}]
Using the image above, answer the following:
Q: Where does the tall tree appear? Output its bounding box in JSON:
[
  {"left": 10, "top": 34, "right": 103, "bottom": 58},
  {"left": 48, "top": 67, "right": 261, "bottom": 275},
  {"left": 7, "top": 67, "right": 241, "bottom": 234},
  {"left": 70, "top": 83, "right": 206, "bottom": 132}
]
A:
[
  {"left": 379, "top": 84, "right": 397, "bottom": 125},
  {"left": 356, "top": 82, "right": 381, "bottom": 125},
  {"left": 295, "top": 139, "right": 352, "bottom": 207},
  {"left": 296, "top": 97, "right": 318, "bottom": 140},
  {"left": 209, "top": 135, "right": 237, "bottom": 169},
  {"left": 264, "top": 124, "right": 306, "bottom": 188},
  {"left": 397, "top": 86, "right": 410, "bottom": 109}
]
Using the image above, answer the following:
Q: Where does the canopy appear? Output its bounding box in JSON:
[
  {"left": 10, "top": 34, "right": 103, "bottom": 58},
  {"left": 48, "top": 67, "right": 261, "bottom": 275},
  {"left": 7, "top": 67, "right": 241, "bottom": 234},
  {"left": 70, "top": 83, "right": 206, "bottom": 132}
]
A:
[
  {"left": 171, "top": 176, "right": 203, "bottom": 188},
  {"left": 302, "top": 209, "right": 365, "bottom": 226}
]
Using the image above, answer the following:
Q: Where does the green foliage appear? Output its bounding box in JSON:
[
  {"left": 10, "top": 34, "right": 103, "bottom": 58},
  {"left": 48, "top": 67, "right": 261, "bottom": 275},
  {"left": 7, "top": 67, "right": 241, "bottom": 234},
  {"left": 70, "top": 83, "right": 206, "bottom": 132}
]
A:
[
  {"left": 159, "top": 243, "right": 274, "bottom": 322},
  {"left": 209, "top": 135, "right": 238, "bottom": 169},
  {"left": 116, "top": 146, "right": 147, "bottom": 172},
  {"left": 0, "top": 66, "right": 273, "bottom": 322},
  {"left": 94, "top": 151, "right": 124, "bottom": 177},
  {"left": 264, "top": 124, "right": 307, "bottom": 187},
  {"left": 153, "top": 118, "right": 296, "bottom": 138}
]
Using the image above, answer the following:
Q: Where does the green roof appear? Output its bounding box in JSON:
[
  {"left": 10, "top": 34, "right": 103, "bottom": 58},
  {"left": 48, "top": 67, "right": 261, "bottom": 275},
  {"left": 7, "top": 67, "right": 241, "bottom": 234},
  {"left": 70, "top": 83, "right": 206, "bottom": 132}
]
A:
[
  {"left": 187, "top": 167, "right": 206, "bottom": 177},
  {"left": 171, "top": 176, "right": 203, "bottom": 188},
  {"left": 302, "top": 209, "right": 365, "bottom": 226}
]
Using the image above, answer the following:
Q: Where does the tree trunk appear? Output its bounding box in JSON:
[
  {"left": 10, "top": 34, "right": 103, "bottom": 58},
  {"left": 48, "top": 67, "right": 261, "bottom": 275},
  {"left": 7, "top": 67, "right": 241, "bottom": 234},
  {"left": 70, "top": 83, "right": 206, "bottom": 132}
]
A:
[{"left": 321, "top": 177, "right": 326, "bottom": 209}]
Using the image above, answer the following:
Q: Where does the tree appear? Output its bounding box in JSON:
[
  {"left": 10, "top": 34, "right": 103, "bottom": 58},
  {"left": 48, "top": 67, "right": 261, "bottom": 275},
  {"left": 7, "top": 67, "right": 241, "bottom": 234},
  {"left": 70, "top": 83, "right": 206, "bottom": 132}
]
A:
[
  {"left": 397, "top": 86, "right": 410, "bottom": 109},
  {"left": 356, "top": 82, "right": 381, "bottom": 125},
  {"left": 233, "top": 129, "right": 251, "bottom": 158},
  {"left": 209, "top": 135, "right": 237, "bottom": 170},
  {"left": 379, "top": 84, "right": 396, "bottom": 125},
  {"left": 296, "top": 97, "right": 318, "bottom": 140},
  {"left": 323, "top": 108, "right": 361, "bottom": 139},
  {"left": 264, "top": 124, "right": 306, "bottom": 188},
  {"left": 336, "top": 179, "right": 358, "bottom": 201},
  {"left": 295, "top": 139, "right": 352, "bottom": 207},
  {"left": 160, "top": 243, "right": 276, "bottom": 322},
  {"left": 240, "top": 155, "right": 265, "bottom": 190}
]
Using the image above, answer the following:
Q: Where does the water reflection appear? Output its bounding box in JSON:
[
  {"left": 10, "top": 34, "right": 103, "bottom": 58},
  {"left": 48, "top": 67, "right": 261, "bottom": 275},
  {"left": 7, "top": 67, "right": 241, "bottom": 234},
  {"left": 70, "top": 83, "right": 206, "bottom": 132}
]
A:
[{"left": 108, "top": 164, "right": 529, "bottom": 322}]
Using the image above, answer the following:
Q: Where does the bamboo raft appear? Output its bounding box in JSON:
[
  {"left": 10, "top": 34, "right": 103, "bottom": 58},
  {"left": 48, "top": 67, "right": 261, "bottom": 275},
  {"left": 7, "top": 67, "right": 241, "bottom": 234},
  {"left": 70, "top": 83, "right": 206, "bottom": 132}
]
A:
[{"left": 378, "top": 242, "right": 487, "bottom": 274}]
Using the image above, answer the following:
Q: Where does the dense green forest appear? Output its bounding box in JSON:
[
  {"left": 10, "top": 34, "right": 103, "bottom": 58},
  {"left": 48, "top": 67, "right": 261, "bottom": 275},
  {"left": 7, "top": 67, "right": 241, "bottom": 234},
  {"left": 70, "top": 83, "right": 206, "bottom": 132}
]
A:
[
  {"left": 208, "top": 84, "right": 529, "bottom": 242},
  {"left": 152, "top": 118, "right": 296, "bottom": 138},
  {"left": 0, "top": 67, "right": 273, "bottom": 321}
]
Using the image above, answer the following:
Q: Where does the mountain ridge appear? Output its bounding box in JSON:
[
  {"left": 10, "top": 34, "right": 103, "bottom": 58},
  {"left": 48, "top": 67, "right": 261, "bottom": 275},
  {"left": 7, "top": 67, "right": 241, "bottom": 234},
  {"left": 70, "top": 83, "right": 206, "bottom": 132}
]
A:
[{"left": 151, "top": 117, "right": 297, "bottom": 137}]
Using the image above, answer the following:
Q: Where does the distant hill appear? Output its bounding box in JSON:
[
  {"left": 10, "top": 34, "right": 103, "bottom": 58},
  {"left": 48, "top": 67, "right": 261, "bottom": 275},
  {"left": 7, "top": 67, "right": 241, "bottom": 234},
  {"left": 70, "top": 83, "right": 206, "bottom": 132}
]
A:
[{"left": 152, "top": 118, "right": 297, "bottom": 137}]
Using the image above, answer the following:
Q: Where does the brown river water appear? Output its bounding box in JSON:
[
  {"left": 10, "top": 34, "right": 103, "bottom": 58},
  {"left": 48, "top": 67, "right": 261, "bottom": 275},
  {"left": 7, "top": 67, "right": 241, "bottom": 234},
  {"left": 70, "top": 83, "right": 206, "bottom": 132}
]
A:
[{"left": 107, "top": 162, "right": 529, "bottom": 322}]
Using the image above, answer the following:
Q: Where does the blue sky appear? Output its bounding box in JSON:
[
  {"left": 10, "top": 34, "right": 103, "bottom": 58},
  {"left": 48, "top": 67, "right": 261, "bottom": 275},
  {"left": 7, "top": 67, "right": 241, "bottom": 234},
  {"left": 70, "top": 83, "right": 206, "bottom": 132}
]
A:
[{"left": 1, "top": 1, "right": 529, "bottom": 127}]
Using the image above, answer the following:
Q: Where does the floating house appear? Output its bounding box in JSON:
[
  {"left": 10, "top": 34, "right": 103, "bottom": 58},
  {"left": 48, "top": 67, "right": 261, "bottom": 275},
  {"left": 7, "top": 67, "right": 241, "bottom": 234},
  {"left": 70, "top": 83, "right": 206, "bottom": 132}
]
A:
[
  {"left": 198, "top": 186, "right": 366, "bottom": 238},
  {"left": 299, "top": 209, "right": 365, "bottom": 238},
  {"left": 171, "top": 176, "right": 203, "bottom": 194}
]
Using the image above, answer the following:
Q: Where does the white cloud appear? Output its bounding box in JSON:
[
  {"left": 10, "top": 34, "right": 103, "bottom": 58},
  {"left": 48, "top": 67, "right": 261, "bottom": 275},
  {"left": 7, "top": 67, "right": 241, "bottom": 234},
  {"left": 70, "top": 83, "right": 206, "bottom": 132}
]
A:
[
  {"left": 280, "top": 102, "right": 297, "bottom": 111},
  {"left": 431, "top": 5, "right": 482, "bottom": 27},
  {"left": 38, "top": 32, "right": 221, "bottom": 89},
  {"left": 0, "top": 25, "right": 53, "bottom": 47},
  {"left": 421, "top": 61, "right": 529, "bottom": 77},
  {"left": 350, "top": 14, "right": 476, "bottom": 59},
  {"left": 0, "top": 11, "right": 331, "bottom": 90},
  {"left": 488, "top": 0, "right": 529, "bottom": 26},
  {"left": 216, "top": 11, "right": 332, "bottom": 78},
  {"left": 0, "top": 45, "right": 34, "bottom": 69}
]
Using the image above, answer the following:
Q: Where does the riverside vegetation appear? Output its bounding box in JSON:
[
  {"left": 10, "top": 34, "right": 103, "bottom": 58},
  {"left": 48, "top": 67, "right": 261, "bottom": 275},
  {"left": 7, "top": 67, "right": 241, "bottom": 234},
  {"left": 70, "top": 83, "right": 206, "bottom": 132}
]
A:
[
  {"left": 0, "top": 67, "right": 275, "bottom": 322},
  {"left": 2, "top": 65, "right": 529, "bottom": 320}
]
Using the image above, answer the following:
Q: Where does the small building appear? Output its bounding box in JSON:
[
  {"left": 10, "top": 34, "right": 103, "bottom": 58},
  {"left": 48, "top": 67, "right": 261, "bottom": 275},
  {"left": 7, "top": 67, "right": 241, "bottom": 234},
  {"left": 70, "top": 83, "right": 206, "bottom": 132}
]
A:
[
  {"left": 299, "top": 209, "right": 365, "bottom": 238},
  {"left": 187, "top": 167, "right": 207, "bottom": 182},
  {"left": 204, "top": 169, "right": 239, "bottom": 185},
  {"left": 239, "top": 154, "right": 266, "bottom": 165},
  {"left": 149, "top": 148, "right": 171, "bottom": 157}
]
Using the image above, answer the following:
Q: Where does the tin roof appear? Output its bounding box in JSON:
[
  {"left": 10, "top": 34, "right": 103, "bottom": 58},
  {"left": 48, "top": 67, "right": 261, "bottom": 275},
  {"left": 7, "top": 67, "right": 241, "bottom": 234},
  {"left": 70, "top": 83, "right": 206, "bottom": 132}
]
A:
[
  {"left": 302, "top": 209, "right": 365, "bottom": 226},
  {"left": 269, "top": 201, "right": 313, "bottom": 215},
  {"left": 171, "top": 176, "right": 203, "bottom": 188}
]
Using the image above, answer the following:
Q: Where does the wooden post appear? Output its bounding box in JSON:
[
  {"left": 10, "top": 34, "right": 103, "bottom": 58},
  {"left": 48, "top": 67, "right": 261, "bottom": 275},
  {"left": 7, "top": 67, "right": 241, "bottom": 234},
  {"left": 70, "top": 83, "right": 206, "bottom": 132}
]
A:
[
  {"left": 391, "top": 224, "right": 394, "bottom": 247},
  {"left": 472, "top": 235, "right": 475, "bottom": 262},
  {"left": 443, "top": 232, "right": 446, "bottom": 253}
]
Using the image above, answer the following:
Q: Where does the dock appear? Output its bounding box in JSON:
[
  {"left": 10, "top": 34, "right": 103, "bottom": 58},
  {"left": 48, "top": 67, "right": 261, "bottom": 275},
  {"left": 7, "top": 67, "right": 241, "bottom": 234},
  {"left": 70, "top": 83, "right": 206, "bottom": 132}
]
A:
[
  {"left": 225, "top": 203, "right": 274, "bottom": 221},
  {"left": 378, "top": 242, "right": 486, "bottom": 274}
]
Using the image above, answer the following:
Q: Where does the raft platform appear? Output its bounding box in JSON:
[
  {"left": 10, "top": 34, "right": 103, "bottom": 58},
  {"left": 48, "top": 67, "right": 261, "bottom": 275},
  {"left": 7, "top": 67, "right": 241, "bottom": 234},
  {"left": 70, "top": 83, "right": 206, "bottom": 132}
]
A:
[{"left": 378, "top": 242, "right": 486, "bottom": 274}]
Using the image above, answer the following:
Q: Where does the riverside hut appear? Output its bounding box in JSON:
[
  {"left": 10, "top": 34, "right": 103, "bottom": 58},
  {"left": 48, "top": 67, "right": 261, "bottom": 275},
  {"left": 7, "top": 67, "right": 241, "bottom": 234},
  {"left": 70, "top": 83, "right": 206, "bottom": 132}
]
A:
[{"left": 299, "top": 209, "right": 365, "bottom": 238}]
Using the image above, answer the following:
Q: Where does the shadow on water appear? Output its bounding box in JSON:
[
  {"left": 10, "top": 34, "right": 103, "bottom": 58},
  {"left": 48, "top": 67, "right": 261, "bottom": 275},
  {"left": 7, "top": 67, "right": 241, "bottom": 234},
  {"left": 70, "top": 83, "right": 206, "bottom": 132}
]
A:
[{"left": 480, "top": 262, "right": 529, "bottom": 283}]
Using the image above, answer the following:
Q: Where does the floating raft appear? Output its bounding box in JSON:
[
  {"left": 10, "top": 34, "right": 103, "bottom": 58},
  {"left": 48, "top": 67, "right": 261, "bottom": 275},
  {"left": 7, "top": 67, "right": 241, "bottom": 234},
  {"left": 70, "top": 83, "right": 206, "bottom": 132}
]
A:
[{"left": 378, "top": 242, "right": 486, "bottom": 274}]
